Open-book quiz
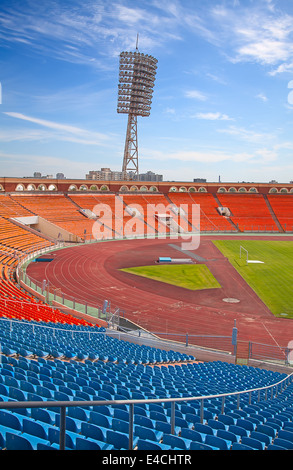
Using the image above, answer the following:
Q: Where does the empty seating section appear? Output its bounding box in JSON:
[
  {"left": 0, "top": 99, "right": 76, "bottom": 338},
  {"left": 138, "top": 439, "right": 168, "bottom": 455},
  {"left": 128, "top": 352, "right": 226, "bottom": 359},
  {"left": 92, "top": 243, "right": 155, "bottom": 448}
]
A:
[
  {"left": 5, "top": 192, "right": 293, "bottom": 240},
  {"left": 0, "top": 321, "right": 292, "bottom": 451},
  {"left": 68, "top": 194, "right": 127, "bottom": 238},
  {"left": 267, "top": 195, "right": 293, "bottom": 231},
  {"left": 122, "top": 194, "right": 172, "bottom": 235},
  {"left": 10, "top": 195, "right": 95, "bottom": 239},
  {"left": 0, "top": 195, "right": 32, "bottom": 218},
  {"left": 0, "top": 196, "right": 92, "bottom": 327},
  {"left": 168, "top": 192, "right": 234, "bottom": 231},
  {"left": 0, "top": 218, "right": 51, "bottom": 255},
  {"left": 217, "top": 194, "right": 278, "bottom": 232},
  {"left": 0, "top": 300, "right": 93, "bottom": 326}
]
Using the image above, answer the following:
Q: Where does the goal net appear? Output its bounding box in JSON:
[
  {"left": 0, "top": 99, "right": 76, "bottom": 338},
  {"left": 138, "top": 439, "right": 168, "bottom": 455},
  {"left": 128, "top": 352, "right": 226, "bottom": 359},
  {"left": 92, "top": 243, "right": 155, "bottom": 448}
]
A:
[{"left": 240, "top": 245, "right": 248, "bottom": 264}]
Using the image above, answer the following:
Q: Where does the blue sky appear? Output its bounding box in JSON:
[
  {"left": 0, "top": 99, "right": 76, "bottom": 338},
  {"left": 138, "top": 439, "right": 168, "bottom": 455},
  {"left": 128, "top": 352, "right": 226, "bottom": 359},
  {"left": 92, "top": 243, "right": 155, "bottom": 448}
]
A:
[{"left": 1, "top": 0, "right": 293, "bottom": 183}]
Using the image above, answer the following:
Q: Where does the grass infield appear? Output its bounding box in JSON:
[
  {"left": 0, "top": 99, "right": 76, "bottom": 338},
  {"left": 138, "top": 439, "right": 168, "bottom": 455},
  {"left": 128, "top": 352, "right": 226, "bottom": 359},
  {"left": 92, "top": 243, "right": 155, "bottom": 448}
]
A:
[
  {"left": 121, "top": 264, "right": 221, "bottom": 291},
  {"left": 213, "top": 239, "right": 293, "bottom": 318}
]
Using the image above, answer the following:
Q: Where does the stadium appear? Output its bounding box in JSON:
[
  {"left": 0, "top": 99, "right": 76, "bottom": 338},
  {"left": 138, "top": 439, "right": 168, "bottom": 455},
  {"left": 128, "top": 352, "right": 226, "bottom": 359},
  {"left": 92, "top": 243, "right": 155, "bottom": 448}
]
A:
[
  {"left": 1, "top": 5, "right": 293, "bottom": 453},
  {"left": 0, "top": 178, "right": 293, "bottom": 452}
]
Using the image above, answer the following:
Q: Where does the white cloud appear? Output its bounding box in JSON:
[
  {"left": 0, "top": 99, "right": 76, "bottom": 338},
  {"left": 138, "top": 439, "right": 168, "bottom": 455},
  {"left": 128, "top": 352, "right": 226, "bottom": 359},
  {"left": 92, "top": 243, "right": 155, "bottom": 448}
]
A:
[
  {"left": 217, "top": 125, "right": 274, "bottom": 144},
  {"left": 195, "top": 112, "right": 233, "bottom": 121},
  {"left": 142, "top": 148, "right": 259, "bottom": 164},
  {"left": 185, "top": 90, "right": 208, "bottom": 101},
  {"left": 164, "top": 107, "right": 176, "bottom": 115},
  {"left": 0, "top": 150, "right": 94, "bottom": 176},
  {"left": 207, "top": 2, "right": 293, "bottom": 73},
  {"left": 3, "top": 112, "right": 110, "bottom": 145},
  {"left": 256, "top": 93, "right": 268, "bottom": 102},
  {"left": 269, "top": 62, "right": 293, "bottom": 76}
]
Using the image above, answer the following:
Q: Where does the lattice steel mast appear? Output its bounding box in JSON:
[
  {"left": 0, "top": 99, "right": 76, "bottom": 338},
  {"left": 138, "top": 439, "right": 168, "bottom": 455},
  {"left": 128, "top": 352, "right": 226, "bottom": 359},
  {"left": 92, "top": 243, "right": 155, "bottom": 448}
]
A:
[{"left": 117, "top": 36, "right": 158, "bottom": 180}]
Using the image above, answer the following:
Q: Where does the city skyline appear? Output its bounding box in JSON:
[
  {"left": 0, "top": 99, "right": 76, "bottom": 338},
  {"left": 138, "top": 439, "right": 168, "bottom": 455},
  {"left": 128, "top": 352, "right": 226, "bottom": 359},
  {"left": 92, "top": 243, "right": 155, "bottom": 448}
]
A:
[{"left": 1, "top": 0, "right": 293, "bottom": 183}]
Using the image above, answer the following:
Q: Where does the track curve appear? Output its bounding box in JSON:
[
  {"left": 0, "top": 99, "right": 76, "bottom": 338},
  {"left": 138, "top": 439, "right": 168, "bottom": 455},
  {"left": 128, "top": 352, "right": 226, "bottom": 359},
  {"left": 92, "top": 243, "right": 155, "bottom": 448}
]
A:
[{"left": 26, "top": 236, "right": 293, "bottom": 349}]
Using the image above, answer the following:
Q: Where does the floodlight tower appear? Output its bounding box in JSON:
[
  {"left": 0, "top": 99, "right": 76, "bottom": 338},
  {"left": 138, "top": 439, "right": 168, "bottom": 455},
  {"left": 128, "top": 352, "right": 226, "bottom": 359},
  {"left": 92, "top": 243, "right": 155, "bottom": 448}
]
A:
[{"left": 117, "top": 38, "right": 158, "bottom": 180}]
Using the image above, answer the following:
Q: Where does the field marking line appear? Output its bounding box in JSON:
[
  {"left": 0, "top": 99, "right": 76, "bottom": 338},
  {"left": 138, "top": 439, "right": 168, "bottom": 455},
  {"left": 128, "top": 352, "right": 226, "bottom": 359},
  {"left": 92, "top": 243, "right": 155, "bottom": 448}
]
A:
[{"left": 261, "top": 322, "right": 285, "bottom": 354}]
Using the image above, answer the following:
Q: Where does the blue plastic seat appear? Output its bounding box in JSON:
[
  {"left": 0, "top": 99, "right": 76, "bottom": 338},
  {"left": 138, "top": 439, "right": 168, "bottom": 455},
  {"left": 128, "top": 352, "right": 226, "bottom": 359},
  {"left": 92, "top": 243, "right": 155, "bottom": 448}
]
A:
[
  {"left": 174, "top": 416, "right": 193, "bottom": 430},
  {"left": 277, "top": 413, "right": 291, "bottom": 423},
  {"left": 5, "top": 432, "right": 38, "bottom": 450},
  {"left": 185, "top": 413, "right": 201, "bottom": 426},
  {"left": 97, "top": 390, "right": 113, "bottom": 400},
  {"left": 190, "top": 441, "right": 214, "bottom": 450},
  {"left": 0, "top": 384, "right": 9, "bottom": 397},
  {"left": 256, "top": 423, "right": 276, "bottom": 440},
  {"left": 228, "top": 424, "right": 249, "bottom": 439},
  {"left": 113, "top": 408, "right": 129, "bottom": 422},
  {"left": 155, "top": 419, "right": 180, "bottom": 436},
  {"left": 208, "top": 419, "right": 226, "bottom": 432},
  {"left": 250, "top": 430, "right": 271, "bottom": 447},
  {"left": 0, "top": 410, "right": 22, "bottom": 431},
  {"left": 27, "top": 392, "right": 44, "bottom": 402},
  {"left": 284, "top": 421, "right": 293, "bottom": 431},
  {"left": 265, "top": 418, "right": 283, "bottom": 432},
  {"left": 75, "top": 436, "right": 114, "bottom": 450},
  {"left": 232, "top": 442, "right": 254, "bottom": 450},
  {"left": 60, "top": 385, "right": 76, "bottom": 395},
  {"left": 134, "top": 414, "right": 156, "bottom": 430},
  {"left": 236, "top": 418, "right": 256, "bottom": 432},
  {"left": 181, "top": 427, "right": 203, "bottom": 443},
  {"left": 4, "top": 376, "right": 19, "bottom": 388},
  {"left": 106, "top": 429, "right": 133, "bottom": 450},
  {"left": 193, "top": 423, "right": 214, "bottom": 441},
  {"left": 31, "top": 407, "right": 57, "bottom": 426},
  {"left": 273, "top": 437, "right": 293, "bottom": 450},
  {"left": 55, "top": 414, "right": 82, "bottom": 433},
  {"left": 218, "top": 414, "right": 235, "bottom": 427},
  {"left": 53, "top": 391, "right": 71, "bottom": 401},
  {"left": 19, "top": 380, "right": 36, "bottom": 393},
  {"left": 89, "top": 411, "right": 112, "bottom": 428},
  {"left": 9, "top": 387, "right": 28, "bottom": 401},
  {"left": 216, "top": 429, "right": 238, "bottom": 446},
  {"left": 241, "top": 436, "right": 265, "bottom": 450},
  {"left": 258, "top": 410, "right": 274, "bottom": 420},
  {"left": 137, "top": 439, "right": 171, "bottom": 450},
  {"left": 22, "top": 417, "right": 55, "bottom": 440},
  {"left": 81, "top": 421, "right": 108, "bottom": 442},
  {"left": 205, "top": 434, "right": 230, "bottom": 450},
  {"left": 149, "top": 410, "right": 169, "bottom": 423},
  {"left": 134, "top": 424, "right": 163, "bottom": 443},
  {"left": 0, "top": 368, "right": 14, "bottom": 377},
  {"left": 36, "top": 385, "right": 53, "bottom": 399},
  {"left": 163, "top": 434, "right": 192, "bottom": 450},
  {"left": 112, "top": 418, "right": 131, "bottom": 435},
  {"left": 48, "top": 427, "right": 80, "bottom": 450},
  {"left": 246, "top": 414, "right": 263, "bottom": 426}
]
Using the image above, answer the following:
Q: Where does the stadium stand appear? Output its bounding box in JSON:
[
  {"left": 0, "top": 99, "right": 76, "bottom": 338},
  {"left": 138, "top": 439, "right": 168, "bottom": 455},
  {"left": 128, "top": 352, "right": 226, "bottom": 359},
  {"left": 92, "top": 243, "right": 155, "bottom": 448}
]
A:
[
  {"left": 68, "top": 193, "right": 130, "bottom": 238},
  {"left": 10, "top": 194, "right": 96, "bottom": 240},
  {"left": 217, "top": 193, "right": 279, "bottom": 232},
  {"left": 267, "top": 194, "right": 293, "bottom": 232},
  {"left": 0, "top": 320, "right": 292, "bottom": 451},
  {"left": 1, "top": 189, "right": 293, "bottom": 450},
  {"left": 168, "top": 192, "right": 235, "bottom": 232},
  {"left": 121, "top": 193, "right": 172, "bottom": 235}
]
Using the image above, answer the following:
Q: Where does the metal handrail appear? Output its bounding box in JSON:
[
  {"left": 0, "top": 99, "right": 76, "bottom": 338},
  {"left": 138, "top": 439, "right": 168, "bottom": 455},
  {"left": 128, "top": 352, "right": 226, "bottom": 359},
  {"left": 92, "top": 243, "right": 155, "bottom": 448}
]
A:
[{"left": 0, "top": 372, "right": 292, "bottom": 450}]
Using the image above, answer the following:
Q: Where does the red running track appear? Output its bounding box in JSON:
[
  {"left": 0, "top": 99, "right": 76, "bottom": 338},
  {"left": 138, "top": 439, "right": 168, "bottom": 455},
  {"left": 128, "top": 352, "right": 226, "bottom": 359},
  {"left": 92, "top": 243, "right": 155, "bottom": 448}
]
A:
[{"left": 26, "top": 236, "right": 293, "bottom": 349}]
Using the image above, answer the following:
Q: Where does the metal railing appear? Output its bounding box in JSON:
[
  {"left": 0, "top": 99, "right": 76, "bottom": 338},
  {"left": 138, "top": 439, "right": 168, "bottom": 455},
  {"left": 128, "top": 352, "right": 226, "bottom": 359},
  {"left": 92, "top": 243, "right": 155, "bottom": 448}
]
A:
[{"left": 0, "top": 372, "right": 292, "bottom": 450}]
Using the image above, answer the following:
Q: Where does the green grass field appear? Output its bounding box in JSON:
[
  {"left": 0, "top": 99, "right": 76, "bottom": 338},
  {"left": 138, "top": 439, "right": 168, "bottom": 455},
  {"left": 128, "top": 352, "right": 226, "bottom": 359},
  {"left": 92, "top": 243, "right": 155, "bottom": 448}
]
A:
[
  {"left": 121, "top": 264, "right": 221, "bottom": 291},
  {"left": 213, "top": 239, "right": 293, "bottom": 318}
]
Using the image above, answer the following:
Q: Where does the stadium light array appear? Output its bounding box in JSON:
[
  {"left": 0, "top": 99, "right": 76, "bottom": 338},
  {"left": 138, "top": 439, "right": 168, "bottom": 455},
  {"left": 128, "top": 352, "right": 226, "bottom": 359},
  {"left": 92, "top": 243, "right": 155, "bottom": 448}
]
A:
[{"left": 117, "top": 44, "right": 158, "bottom": 179}]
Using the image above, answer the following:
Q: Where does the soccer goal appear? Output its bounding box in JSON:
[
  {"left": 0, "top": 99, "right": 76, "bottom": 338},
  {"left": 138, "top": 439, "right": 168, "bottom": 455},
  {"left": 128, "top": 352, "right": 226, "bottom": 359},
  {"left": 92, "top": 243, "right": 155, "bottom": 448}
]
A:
[
  {"left": 240, "top": 245, "right": 264, "bottom": 264},
  {"left": 240, "top": 245, "right": 248, "bottom": 264}
]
